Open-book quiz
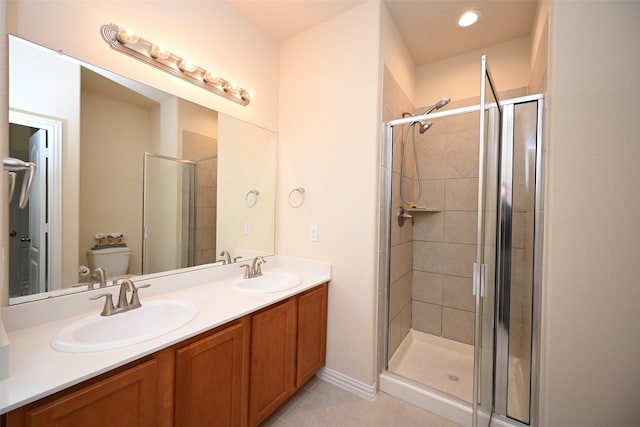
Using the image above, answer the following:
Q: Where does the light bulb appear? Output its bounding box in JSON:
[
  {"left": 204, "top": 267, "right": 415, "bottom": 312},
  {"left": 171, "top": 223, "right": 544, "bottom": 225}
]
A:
[
  {"left": 457, "top": 10, "right": 480, "bottom": 27},
  {"left": 116, "top": 27, "right": 139, "bottom": 44},
  {"left": 204, "top": 71, "right": 219, "bottom": 84},
  {"left": 151, "top": 44, "right": 170, "bottom": 60},
  {"left": 178, "top": 58, "right": 197, "bottom": 73}
]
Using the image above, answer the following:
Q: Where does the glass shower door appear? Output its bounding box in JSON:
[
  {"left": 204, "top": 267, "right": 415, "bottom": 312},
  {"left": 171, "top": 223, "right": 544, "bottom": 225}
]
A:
[
  {"left": 142, "top": 153, "right": 196, "bottom": 274},
  {"left": 473, "top": 55, "right": 502, "bottom": 427}
]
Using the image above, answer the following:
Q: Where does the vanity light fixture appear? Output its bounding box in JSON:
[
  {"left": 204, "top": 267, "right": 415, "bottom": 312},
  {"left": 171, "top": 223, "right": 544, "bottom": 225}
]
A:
[
  {"left": 101, "top": 23, "right": 251, "bottom": 106},
  {"left": 457, "top": 10, "right": 481, "bottom": 27}
]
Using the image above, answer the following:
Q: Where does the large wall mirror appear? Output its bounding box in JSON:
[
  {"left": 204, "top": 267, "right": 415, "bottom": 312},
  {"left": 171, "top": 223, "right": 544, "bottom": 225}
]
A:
[{"left": 6, "top": 35, "right": 276, "bottom": 305}]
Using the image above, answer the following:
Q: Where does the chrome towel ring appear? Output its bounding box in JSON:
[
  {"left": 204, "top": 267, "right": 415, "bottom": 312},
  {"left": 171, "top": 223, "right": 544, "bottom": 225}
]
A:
[
  {"left": 288, "top": 187, "right": 305, "bottom": 208},
  {"left": 245, "top": 190, "right": 259, "bottom": 208}
]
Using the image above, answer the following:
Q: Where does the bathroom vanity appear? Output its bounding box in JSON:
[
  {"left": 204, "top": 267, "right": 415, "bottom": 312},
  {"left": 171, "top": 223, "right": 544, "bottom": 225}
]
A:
[{"left": 0, "top": 257, "right": 330, "bottom": 427}]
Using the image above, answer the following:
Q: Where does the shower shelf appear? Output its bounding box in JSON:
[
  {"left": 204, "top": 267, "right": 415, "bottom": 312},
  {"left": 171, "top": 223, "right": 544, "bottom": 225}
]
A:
[{"left": 406, "top": 207, "right": 441, "bottom": 213}]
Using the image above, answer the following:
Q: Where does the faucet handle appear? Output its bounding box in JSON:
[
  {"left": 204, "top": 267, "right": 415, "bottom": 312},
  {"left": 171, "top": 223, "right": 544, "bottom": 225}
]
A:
[
  {"left": 239, "top": 264, "right": 251, "bottom": 279},
  {"left": 90, "top": 293, "right": 116, "bottom": 316},
  {"left": 129, "top": 283, "right": 150, "bottom": 309}
]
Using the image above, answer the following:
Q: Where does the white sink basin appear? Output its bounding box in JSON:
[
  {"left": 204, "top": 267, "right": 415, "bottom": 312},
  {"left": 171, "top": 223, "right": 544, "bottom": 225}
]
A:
[
  {"left": 50, "top": 300, "right": 199, "bottom": 353},
  {"left": 231, "top": 272, "right": 302, "bottom": 294}
]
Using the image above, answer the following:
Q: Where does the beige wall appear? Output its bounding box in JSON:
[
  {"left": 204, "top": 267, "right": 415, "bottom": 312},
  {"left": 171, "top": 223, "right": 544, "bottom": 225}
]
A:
[
  {"left": 540, "top": 1, "right": 640, "bottom": 426},
  {"left": 217, "top": 114, "right": 276, "bottom": 260},
  {"left": 278, "top": 0, "right": 382, "bottom": 386},
  {"left": 416, "top": 36, "right": 531, "bottom": 105},
  {"left": 380, "top": 3, "right": 415, "bottom": 106},
  {"left": 80, "top": 89, "right": 150, "bottom": 277}
]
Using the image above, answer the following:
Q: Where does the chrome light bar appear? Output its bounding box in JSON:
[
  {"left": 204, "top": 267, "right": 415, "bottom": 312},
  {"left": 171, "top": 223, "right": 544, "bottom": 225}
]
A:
[{"left": 101, "top": 23, "right": 251, "bottom": 106}]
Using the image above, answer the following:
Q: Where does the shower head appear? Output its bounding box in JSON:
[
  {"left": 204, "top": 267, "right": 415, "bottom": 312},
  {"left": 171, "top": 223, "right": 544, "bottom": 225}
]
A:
[
  {"left": 418, "top": 121, "right": 433, "bottom": 134},
  {"left": 423, "top": 98, "right": 451, "bottom": 115}
]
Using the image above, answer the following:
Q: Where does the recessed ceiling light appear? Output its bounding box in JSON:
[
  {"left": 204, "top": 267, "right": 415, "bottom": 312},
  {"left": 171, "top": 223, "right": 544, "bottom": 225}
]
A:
[{"left": 457, "top": 10, "right": 480, "bottom": 27}]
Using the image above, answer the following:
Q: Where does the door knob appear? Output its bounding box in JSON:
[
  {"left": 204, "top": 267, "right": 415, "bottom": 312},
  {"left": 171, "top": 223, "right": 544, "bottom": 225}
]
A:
[{"left": 9, "top": 230, "right": 16, "bottom": 237}]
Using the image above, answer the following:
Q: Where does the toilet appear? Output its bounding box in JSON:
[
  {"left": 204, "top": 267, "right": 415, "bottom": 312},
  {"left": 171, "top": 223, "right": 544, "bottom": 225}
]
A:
[{"left": 86, "top": 246, "right": 131, "bottom": 280}]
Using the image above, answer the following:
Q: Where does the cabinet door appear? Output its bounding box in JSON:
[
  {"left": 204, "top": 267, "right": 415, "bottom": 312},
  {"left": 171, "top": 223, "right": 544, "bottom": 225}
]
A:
[
  {"left": 175, "top": 320, "right": 248, "bottom": 427},
  {"left": 10, "top": 359, "right": 159, "bottom": 427},
  {"left": 248, "top": 299, "right": 296, "bottom": 427},
  {"left": 296, "top": 283, "right": 328, "bottom": 389}
]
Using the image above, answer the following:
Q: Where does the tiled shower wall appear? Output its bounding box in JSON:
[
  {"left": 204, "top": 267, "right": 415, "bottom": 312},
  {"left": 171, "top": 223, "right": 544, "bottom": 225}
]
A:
[
  {"left": 383, "top": 67, "right": 482, "bottom": 353},
  {"left": 383, "top": 67, "right": 416, "bottom": 356},
  {"left": 182, "top": 130, "right": 218, "bottom": 266},
  {"left": 410, "top": 102, "right": 479, "bottom": 345}
]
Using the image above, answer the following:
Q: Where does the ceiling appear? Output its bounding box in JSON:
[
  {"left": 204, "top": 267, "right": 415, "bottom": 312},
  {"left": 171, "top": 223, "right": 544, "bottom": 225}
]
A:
[{"left": 228, "top": 0, "right": 538, "bottom": 65}]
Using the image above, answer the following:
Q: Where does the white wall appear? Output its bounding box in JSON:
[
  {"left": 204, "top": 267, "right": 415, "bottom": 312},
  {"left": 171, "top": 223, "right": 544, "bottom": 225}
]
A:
[
  {"left": 278, "top": 0, "right": 382, "bottom": 386},
  {"left": 415, "top": 36, "right": 531, "bottom": 106},
  {"left": 6, "top": 1, "right": 279, "bottom": 132},
  {"left": 9, "top": 37, "right": 81, "bottom": 287},
  {"left": 540, "top": 1, "right": 640, "bottom": 426}
]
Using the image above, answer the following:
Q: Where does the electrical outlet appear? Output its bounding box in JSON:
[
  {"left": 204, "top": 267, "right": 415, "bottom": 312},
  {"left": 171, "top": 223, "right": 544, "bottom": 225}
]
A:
[
  {"left": 244, "top": 221, "right": 251, "bottom": 235},
  {"left": 310, "top": 224, "right": 319, "bottom": 242}
]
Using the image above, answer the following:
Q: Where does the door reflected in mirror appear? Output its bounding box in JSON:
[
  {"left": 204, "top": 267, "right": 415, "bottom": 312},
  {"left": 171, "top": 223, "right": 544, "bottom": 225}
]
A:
[{"left": 6, "top": 35, "right": 276, "bottom": 305}]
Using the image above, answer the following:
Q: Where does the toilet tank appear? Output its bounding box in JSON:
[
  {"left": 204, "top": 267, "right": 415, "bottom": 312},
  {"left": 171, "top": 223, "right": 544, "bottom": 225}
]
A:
[{"left": 86, "top": 246, "right": 131, "bottom": 279}]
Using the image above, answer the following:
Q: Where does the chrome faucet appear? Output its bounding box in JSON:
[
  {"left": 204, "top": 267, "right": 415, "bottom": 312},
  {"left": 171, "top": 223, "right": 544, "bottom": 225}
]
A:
[
  {"left": 90, "top": 278, "right": 151, "bottom": 316},
  {"left": 219, "top": 250, "right": 232, "bottom": 265},
  {"left": 239, "top": 256, "right": 266, "bottom": 279},
  {"left": 91, "top": 267, "right": 107, "bottom": 288}
]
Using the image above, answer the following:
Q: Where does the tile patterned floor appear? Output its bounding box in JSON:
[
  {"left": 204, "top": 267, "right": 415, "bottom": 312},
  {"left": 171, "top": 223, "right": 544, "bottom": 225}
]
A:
[{"left": 263, "top": 377, "right": 462, "bottom": 427}]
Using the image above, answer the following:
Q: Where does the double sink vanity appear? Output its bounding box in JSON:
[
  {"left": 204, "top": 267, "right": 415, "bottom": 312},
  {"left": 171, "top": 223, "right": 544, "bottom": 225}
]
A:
[{"left": 0, "top": 256, "right": 330, "bottom": 426}]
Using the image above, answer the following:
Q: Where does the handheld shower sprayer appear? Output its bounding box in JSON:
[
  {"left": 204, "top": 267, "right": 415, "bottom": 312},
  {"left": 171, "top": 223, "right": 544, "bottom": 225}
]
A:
[
  {"left": 416, "top": 98, "right": 450, "bottom": 134},
  {"left": 424, "top": 98, "right": 451, "bottom": 115}
]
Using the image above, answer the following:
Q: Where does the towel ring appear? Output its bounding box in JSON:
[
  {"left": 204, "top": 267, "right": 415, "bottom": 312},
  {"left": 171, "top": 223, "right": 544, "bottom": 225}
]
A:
[
  {"left": 288, "top": 187, "right": 305, "bottom": 208},
  {"left": 245, "top": 190, "right": 259, "bottom": 208}
]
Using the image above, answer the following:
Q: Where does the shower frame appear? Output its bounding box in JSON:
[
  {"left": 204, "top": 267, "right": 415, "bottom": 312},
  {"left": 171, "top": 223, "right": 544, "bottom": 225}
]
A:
[
  {"left": 142, "top": 152, "right": 196, "bottom": 274},
  {"left": 378, "top": 91, "right": 544, "bottom": 427}
]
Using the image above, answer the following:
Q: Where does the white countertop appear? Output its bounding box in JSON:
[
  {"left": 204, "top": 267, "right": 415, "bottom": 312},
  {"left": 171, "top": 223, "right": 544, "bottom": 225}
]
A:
[{"left": 0, "top": 255, "right": 331, "bottom": 414}]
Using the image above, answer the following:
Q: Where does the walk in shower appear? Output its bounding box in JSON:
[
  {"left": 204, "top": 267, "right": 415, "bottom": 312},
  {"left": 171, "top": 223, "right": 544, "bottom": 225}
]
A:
[{"left": 379, "top": 57, "right": 543, "bottom": 427}]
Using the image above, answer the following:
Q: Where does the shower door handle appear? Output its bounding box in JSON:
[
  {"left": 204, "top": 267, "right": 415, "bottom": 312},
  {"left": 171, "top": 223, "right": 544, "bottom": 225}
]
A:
[
  {"left": 472, "top": 263, "right": 479, "bottom": 295},
  {"left": 472, "top": 262, "right": 486, "bottom": 297}
]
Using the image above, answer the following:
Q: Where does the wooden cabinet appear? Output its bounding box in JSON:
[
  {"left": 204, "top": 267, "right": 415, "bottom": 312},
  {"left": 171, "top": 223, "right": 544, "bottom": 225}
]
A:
[
  {"left": 7, "top": 357, "right": 166, "bottom": 427},
  {"left": 175, "top": 319, "right": 249, "bottom": 427},
  {"left": 248, "top": 299, "right": 297, "bottom": 427},
  {"left": 296, "top": 283, "right": 328, "bottom": 389},
  {"left": 248, "top": 283, "right": 328, "bottom": 427},
  {"left": 6, "top": 283, "right": 329, "bottom": 427}
]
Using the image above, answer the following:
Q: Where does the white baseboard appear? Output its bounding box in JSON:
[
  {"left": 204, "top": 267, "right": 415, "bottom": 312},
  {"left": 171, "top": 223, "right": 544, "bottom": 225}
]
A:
[{"left": 316, "top": 367, "right": 377, "bottom": 400}]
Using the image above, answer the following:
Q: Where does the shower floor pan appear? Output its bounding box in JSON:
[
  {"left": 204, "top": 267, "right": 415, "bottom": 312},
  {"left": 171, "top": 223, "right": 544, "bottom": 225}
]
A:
[
  {"left": 389, "top": 329, "right": 474, "bottom": 402},
  {"left": 388, "top": 329, "right": 530, "bottom": 422}
]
